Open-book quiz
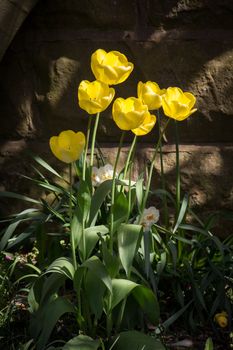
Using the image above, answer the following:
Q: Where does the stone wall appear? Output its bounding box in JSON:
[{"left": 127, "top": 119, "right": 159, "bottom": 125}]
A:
[{"left": 0, "top": 0, "right": 233, "bottom": 225}]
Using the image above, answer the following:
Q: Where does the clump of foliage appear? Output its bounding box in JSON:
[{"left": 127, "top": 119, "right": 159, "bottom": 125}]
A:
[{"left": 0, "top": 49, "right": 232, "bottom": 350}]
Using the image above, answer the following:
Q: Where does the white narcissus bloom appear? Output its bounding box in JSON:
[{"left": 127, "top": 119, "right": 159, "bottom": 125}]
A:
[
  {"left": 134, "top": 206, "right": 160, "bottom": 232},
  {"left": 98, "top": 164, "right": 115, "bottom": 181},
  {"left": 92, "top": 166, "right": 101, "bottom": 187},
  {"left": 91, "top": 164, "right": 117, "bottom": 186}
]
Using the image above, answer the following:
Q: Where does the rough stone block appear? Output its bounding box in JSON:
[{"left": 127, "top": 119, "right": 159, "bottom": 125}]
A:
[{"left": 148, "top": 0, "right": 233, "bottom": 29}]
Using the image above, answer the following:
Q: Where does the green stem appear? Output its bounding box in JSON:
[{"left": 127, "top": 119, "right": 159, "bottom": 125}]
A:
[
  {"left": 139, "top": 118, "right": 170, "bottom": 223},
  {"left": 109, "top": 131, "right": 125, "bottom": 254},
  {"left": 126, "top": 162, "right": 132, "bottom": 222},
  {"left": 175, "top": 121, "right": 180, "bottom": 218},
  {"left": 158, "top": 112, "right": 169, "bottom": 228},
  {"left": 123, "top": 134, "right": 137, "bottom": 179},
  {"left": 82, "top": 117, "right": 92, "bottom": 181},
  {"left": 90, "top": 112, "right": 100, "bottom": 168},
  {"left": 69, "top": 163, "right": 77, "bottom": 270}
]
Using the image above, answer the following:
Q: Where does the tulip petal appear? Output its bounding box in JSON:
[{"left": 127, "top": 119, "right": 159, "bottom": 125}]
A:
[{"left": 132, "top": 113, "right": 156, "bottom": 136}]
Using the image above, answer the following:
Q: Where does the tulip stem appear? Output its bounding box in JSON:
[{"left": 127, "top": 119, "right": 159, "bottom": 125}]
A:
[
  {"left": 139, "top": 118, "right": 170, "bottom": 223},
  {"left": 158, "top": 112, "right": 169, "bottom": 228},
  {"left": 175, "top": 120, "right": 180, "bottom": 218},
  {"left": 82, "top": 117, "right": 92, "bottom": 181},
  {"left": 69, "top": 163, "right": 77, "bottom": 270},
  {"left": 109, "top": 131, "right": 125, "bottom": 254},
  {"left": 90, "top": 112, "right": 100, "bottom": 168},
  {"left": 123, "top": 134, "right": 137, "bottom": 179}
]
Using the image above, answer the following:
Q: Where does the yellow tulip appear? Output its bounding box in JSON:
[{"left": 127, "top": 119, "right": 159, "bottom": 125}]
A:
[
  {"left": 50, "top": 130, "right": 85, "bottom": 163},
  {"left": 132, "top": 112, "right": 156, "bottom": 136},
  {"left": 162, "top": 87, "right": 197, "bottom": 121},
  {"left": 138, "top": 81, "right": 166, "bottom": 110},
  {"left": 112, "top": 97, "right": 148, "bottom": 130},
  {"left": 78, "top": 80, "right": 115, "bottom": 114},
  {"left": 214, "top": 311, "right": 228, "bottom": 328},
  {"left": 91, "top": 49, "right": 134, "bottom": 85}
]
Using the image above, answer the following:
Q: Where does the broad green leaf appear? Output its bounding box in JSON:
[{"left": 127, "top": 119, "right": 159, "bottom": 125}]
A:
[
  {"left": 136, "top": 178, "right": 144, "bottom": 213},
  {"left": 110, "top": 330, "right": 165, "bottom": 350},
  {"left": 45, "top": 257, "right": 75, "bottom": 279},
  {"left": 133, "top": 285, "right": 159, "bottom": 325},
  {"left": 111, "top": 279, "right": 138, "bottom": 310},
  {"left": 89, "top": 179, "right": 113, "bottom": 226},
  {"left": 173, "top": 193, "right": 189, "bottom": 233},
  {"left": 204, "top": 337, "right": 213, "bottom": 350},
  {"left": 63, "top": 335, "right": 100, "bottom": 350},
  {"left": 88, "top": 179, "right": 127, "bottom": 226},
  {"left": 82, "top": 256, "right": 112, "bottom": 292},
  {"left": 85, "top": 270, "right": 105, "bottom": 319},
  {"left": 118, "top": 224, "right": 142, "bottom": 277},
  {"left": 37, "top": 297, "right": 76, "bottom": 350},
  {"left": 113, "top": 192, "right": 128, "bottom": 224},
  {"left": 77, "top": 180, "right": 91, "bottom": 224},
  {"left": 81, "top": 225, "right": 108, "bottom": 259},
  {"left": 71, "top": 210, "right": 83, "bottom": 248},
  {"left": 101, "top": 237, "right": 120, "bottom": 278},
  {"left": 40, "top": 273, "right": 66, "bottom": 305}
]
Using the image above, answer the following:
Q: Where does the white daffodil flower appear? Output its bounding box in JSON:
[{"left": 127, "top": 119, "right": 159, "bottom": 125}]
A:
[{"left": 134, "top": 206, "right": 160, "bottom": 232}]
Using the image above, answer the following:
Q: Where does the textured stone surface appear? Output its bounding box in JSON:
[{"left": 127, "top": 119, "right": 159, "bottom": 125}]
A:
[{"left": 0, "top": 0, "right": 232, "bottom": 217}]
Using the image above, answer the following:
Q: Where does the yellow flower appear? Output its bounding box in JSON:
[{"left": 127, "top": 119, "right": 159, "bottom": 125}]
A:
[
  {"left": 138, "top": 81, "right": 166, "bottom": 110},
  {"left": 214, "top": 311, "right": 228, "bottom": 328},
  {"left": 91, "top": 49, "right": 134, "bottom": 85},
  {"left": 112, "top": 97, "right": 148, "bottom": 130},
  {"left": 78, "top": 80, "right": 115, "bottom": 114},
  {"left": 49, "top": 130, "right": 85, "bottom": 163},
  {"left": 132, "top": 112, "right": 156, "bottom": 136},
  {"left": 162, "top": 87, "right": 197, "bottom": 121}
]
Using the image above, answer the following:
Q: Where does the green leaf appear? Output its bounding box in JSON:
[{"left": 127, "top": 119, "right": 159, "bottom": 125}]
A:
[
  {"left": 204, "top": 337, "right": 213, "bottom": 350},
  {"left": 0, "top": 191, "right": 40, "bottom": 204},
  {"left": 162, "top": 300, "right": 193, "bottom": 329},
  {"left": 136, "top": 178, "right": 144, "bottom": 213},
  {"left": 71, "top": 210, "right": 83, "bottom": 249},
  {"left": 36, "top": 297, "right": 76, "bottom": 350},
  {"left": 89, "top": 179, "right": 113, "bottom": 226},
  {"left": 173, "top": 193, "right": 189, "bottom": 233},
  {"left": 118, "top": 223, "right": 142, "bottom": 277},
  {"left": 31, "top": 154, "right": 63, "bottom": 179},
  {"left": 82, "top": 225, "right": 108, "bottom": 259},
  {"left": 133, "top": 285, "right": 160, "bottom": 325},
  {"left": 113, "top": 192, "right": 128, "bottom": 223},
  {"left": 45, "top": 257, "right": 75, "bottom": 279},
  {"left": 85, "top": 270, "right": 105, "bottom": 319},
  {"left": 63, "top": 335, "right": 100, "bottom": 350},
  {"left": 111, "top": 279, "right": 138, "bottom": 310},
  {"left": 77, "top": 180, "right": 91, "bottom": 224},
  {"left": 82, "top": 256, "right": 112, "bottom": 292},
  {"left": 110, "top": 331, "right": 165, "bottom": 350}
]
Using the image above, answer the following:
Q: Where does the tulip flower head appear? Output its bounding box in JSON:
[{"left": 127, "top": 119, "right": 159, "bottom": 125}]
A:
[
  {"left": 135, "top": 206, "right": 160, "bottom": 232},
  {"left": 112, "top": 97, "right": 148, "bottom": 131},
  {"left": 138, "top": 81, "right": 166, "bottom": 110},
  {"left": 132, "top": 111, "right": 156, "bottom": 136},
  {"left": 91, "top": 49, "right": 134, "bottom": 85},
  {"left": 214, "top": 311, "right": 228, "bottom": 328},
  {"left": 50, "top": 130, "right": 85, "bottom": 163},
  {"left": 78, "top": 80, "right": 115, "bottom": 115},
  {"left": 162, "top": 87, "right": 197, "bottom": 121}
]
